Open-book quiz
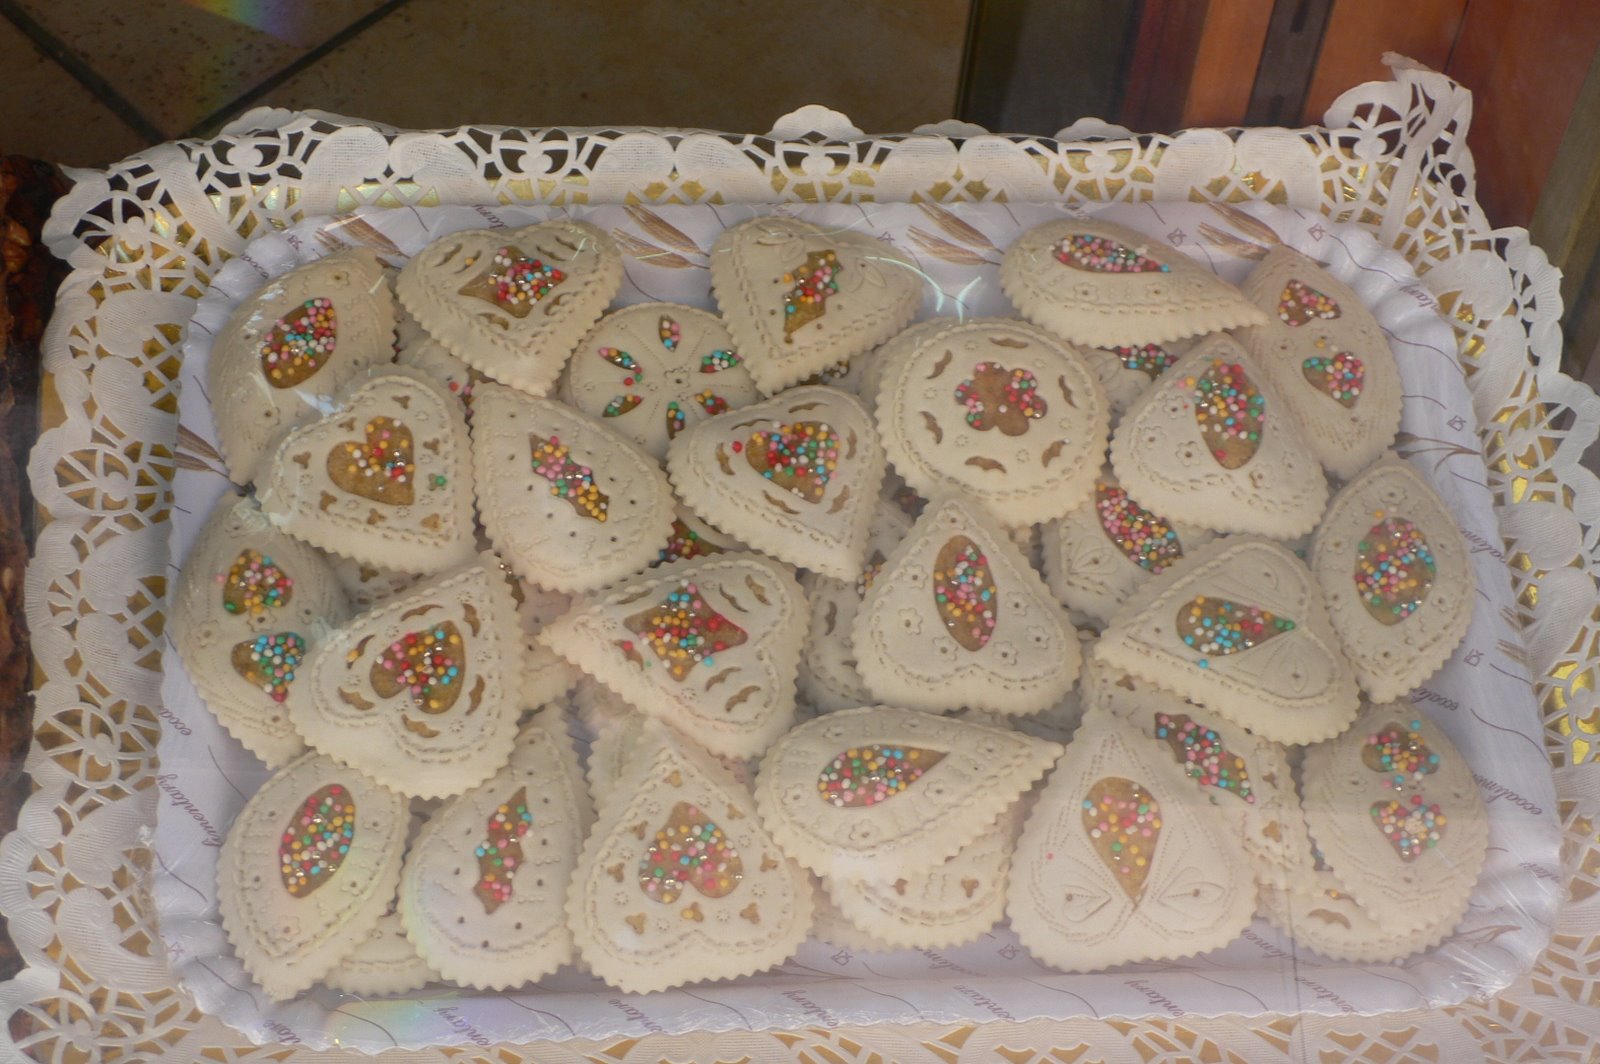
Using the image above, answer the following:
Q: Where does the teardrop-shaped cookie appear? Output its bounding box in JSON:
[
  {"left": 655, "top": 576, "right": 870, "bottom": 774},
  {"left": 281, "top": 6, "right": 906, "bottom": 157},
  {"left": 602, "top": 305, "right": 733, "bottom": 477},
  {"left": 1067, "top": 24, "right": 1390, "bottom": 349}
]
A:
[
  {"left": 210, "top": 249, "right": 397, "bottom": 484},
  {"left": 568, "top": 722, "right": 812, "bottom": 993},
  {"left": 755, "top": 706, "right": 1061, "bottom": 882},
  {"left": 170, "top": 495, "right": 350, "bottom": 767},
  {"left": 471, "top": 382, "right": 676, "bottom": 592},
  {"left": 1310, "top": 457, "right": 1474, "bottom": 701},
  {"left": 1001, "top": 217, "right": 1267, "bottom": 347},
  {"left": 256, "top": 367, "right": 475, "bottom": 573},
  {"left": 666, "top": 385, "right": 887, "bottom": 580},
  {"left": 541, "top": 552, "right": 808, "bottom": 759},
  {"left": 1095, "top": 536, "right": 1359, "bottom": 744},
  {"left": 1109, "top": 335, "right": 1327, "bottom": 538},
  {"left": 873, "top": 317, "right": 1110, "bottom": 526},
  {"left": 290, "top": 553, "right": 523, "bottom": 799},
  {"left": 710, "top": 217, "right": 920, "bottom": 394},
  {"left": 217, "top": 751, "right": 406, "bottom": 999},
  {"left": 853, "top": 494, "right": 1079, "bottom": 715},
  {"left": 1236, "top": 247, "right": 1402, "bottom": 479},
  {"left": 1007, "top": 713, "right": 1255, "bottom": 970},
  {"left": 400, "top": 707, "right": 590, "bottom": 988},
  {"left": 396, "top": 221, "right": 623, "bottom": 396}
]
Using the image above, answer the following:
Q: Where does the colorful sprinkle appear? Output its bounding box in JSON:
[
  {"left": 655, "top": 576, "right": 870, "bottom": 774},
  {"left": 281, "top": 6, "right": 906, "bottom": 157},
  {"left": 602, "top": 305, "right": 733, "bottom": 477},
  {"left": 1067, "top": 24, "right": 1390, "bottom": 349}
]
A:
[
  {"left": 1363, "top": 719, "right": 1441, "bottom": 790},
  {"left": 530, "top": 433, "right": 608, "bottom": 522},
  {"left": 1056, "top": 234, "right": 1169, "bottom": 273},
  {"left": 1176, "top": 596, "right": 1294, "bottom": 668},
  {"left": 1154, "top": 712, "right": 1254, "bottom": 804},
  {"left": 1096, "top": 482, "right": 1183, "bottom": 573},
  {"left": 854, "top": 549, "right": 888, "bottom": 598},
  {"left": 1302, "top": 351, "right": 1365, "bottom": 407},
  {"left": 371, "top": 622, "right": 465, "bottom": 713},
  {"left": 1189, "top": 359, "right": 1265, "bottom": 470},
  {"left": 816, "top": 745, "right": 946, "bottom": 807},
  {"left": 658, "top": 316, "right": 681, "bottom": 351},
  {"left": 231, "top": 632, "right": 305, "bottom": 702},
  {"left": 744, "top": 421, "right": 839, "bottom": 503},
  {"left": 1278, "top": 279, "right": 1341, "bottom": 326},
  {"left": 459, "top": 246, "right": 565, "bottom": 317},
  {"left": 1371, "top": 795, "right": 1445, "bottom": 860},
  {"left": 954, "top": 361, "right": 1047, "bottom": 435},
  {"left": 782, "top": 250, "right": 841, "bottom": 339},
  {"left": 279, "top": 784, "right": 354, "bottom": 897},
  {"left": 700, "top": 348, "right": 742, "bottom": 373},
  {"left": 597, "top": 346, "right": 642, "bottom": 379},
  {"left": 1082, "top": 777, "right": 1163, "bottom": 901},
  {"left": 622, "top": 581, "right": 748, "bottom": 681},
  {"left": 473, "top": 787, "right": 534, "bottom": 913},
  {"left": 220, "top": 549, "right": 292, "bottom": 615},
  {"left": 1355, "top": 514, "right": 1435, "bottom": 624},
  {"left": 259, "top": 297, "right": 336, "bottom": 388},
  {"left": 641, "top": 801, "right": 743, "bottom": 903},
  {"left": 665, "top": 401, "right": 686, "bottom": 439},
  {"left": 933, "top": 535, "right": 996, "bottom": 652},
  {"left": 603, "top": 394, "right": 644, "bottom": 418},
  {"left": 695, "top": 390, "right": 731, "bottom": 417}
]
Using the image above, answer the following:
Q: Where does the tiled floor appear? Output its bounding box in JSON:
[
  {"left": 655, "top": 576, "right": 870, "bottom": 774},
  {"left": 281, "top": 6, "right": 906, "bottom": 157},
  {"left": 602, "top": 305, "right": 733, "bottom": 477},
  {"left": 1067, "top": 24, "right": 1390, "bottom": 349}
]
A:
[{"left": 0, "top": 0, "right": 971, "bottom": 168}]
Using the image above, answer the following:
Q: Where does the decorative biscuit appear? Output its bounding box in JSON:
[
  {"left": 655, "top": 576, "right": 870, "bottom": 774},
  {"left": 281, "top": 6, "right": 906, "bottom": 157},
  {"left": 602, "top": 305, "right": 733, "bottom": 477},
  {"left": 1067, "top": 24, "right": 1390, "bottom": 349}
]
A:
[
  {"left": 209, "top": 249, "right": 397, "bottom": 484},
  {"left": 540, "top": 552, "right": 808, "bottom": 759},
  {"left": 1310, "top": 457, "right": 1474, "bottom": 701},
  {"left": 709, "top": 217, "right": 921, "bottom": 394},
  {"left": 1007, "top": 713, "right": 1256, "bottom": 970},
  {"left": 754, "top": 706, "right": 1061, "bottom": 882},
  {"left": 217, "top": 751, "right": 406, "bottom": 1000},
  {"left": 470, "top": 382, "right": 676, "bottom": 593},
  {"left": 666, "top": 385, "right": 887, "bottom": 580},
  {"left": 1236, "top": 247, "right": 1402, "bottom": 479},
  {"left": 1094, "top": 536, "right": 1360, "bottom": 745},
  {"left": 874, "top": 318, "right": 1110, "bottom": 526},
  {"left": 289, "top": 553, "right": 523, "bottom": 799},
  {"left": 170, "top": 495, "right": 349, "bottom": 767},
  {"left": 1109, "top": 334, "right": 1328, "bottom": 538},
  {"left": 567, "top": 722, "right": 812, "bottom": 994},
  {"left": 1001, "top": 217, "right": 1267, "bottom": 347},
  {"left": 562, "top": 302, "right": 761, "bottom": 459},
  {"left": 256, "top": 367, "right": 476, "bottom": 573},
  {"left": 809, "top": 877, "right": 900, "bottom": 952},
  {"left": 322, "top": 905, "right": 440, "bottom": 996},
  {"left": 1040, "top": 473, "right": 1216, "bottom": 626},
  {"left": 396, "top": 221, "right": 623, "bottom": 396},
  {"left": 853, "top": 495, "right": 1080, "bottom": 715},
  {"left": 399, "top": 708, "right": 590, "bottom": 988}
]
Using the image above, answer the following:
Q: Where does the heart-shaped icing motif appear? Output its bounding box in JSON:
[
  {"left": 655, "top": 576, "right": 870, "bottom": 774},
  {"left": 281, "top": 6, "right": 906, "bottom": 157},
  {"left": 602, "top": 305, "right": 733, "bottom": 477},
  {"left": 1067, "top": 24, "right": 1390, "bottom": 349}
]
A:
[
  {"left": 816, "top": 744, "right": 947, "bottom": 807},
  {"left": 260, "top": 298, "right": 337, "bottom": 388},
  {"left": 1153, "top": 712, "right": 1253, "bottom": 803},
  {"left": 279, "top": 783, "right": 356, "bottom": 897},
  {"left": 1278, "top": 279, "right": 1342, "bottom": 325},
  {"left": 933, "top": 535, "right": 996, "bottom": 651},
  {"left": 222, "top": 549, "right": 294, "bottom": 615},
  {"left": 231, "top": 632, "right": 306, "bottom": 702},
  {"left": 1175, "top": 595, "right": 1296, "bottom": 663},
  {"left": 1302, "top": 351, "right": 1364, "bottom": 407},
  {"left": 744, "top": 420, "right": 839, "bottom": 502},
  {"left": 1110, "top": 343, "right": 1178, "bottom": 380},
  {"left": 1082, "top": 777, "right": 1162, "bottom": 901},
  {"left": 953, "top": 362, "right": 1048, "bottom": 434},
  {"left": 1362, "top": 719, "right": 1440, "bottom": 789},
  {"left": 1370, "top": 795, "right": 1446, "bottom": 860},
  {"left": 1191, "top": 359, "right": 1265, "bottom": 469},
  {"left": 1096, "top": 482, "right": 1184, "bottom": 574},
  {"left": 457, "top": 246, "right": 566, "bottom": 315},
  {"left": 1354, "top": 515, "right": 1436, "bottom": 624},
  {"left": 621, "top": 579, "right": 750, "bottom": 681},
  {"left": 472, "top": 786, "right": 533, "bottom": 914},
  {"left": 1056, "top": 234, "right": 1170, "bottom": 274},
  {"left": 327, "top": 415, "right": 416, "bottom": 504},
  {"left": 370, "top": 622, "right": 466, "bottom": 713},
  {"left": 641, "top": 800, "right": 745, "bottom": 903}
]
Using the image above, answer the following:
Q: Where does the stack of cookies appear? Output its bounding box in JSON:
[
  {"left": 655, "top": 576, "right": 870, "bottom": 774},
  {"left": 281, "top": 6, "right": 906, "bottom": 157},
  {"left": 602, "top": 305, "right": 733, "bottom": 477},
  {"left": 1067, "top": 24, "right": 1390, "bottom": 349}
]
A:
[{"left": 173, "top": 214, "right": 1488, "bottom": 1000}]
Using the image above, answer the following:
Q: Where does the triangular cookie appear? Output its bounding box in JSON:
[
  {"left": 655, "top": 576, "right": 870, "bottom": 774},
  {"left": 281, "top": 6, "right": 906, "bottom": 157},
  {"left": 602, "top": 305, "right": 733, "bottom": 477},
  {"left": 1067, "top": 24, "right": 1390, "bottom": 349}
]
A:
[
  {"left": 1236, "top": 247, "right": 1402, "bottom": 478},
  {"left": 399, "top": 708, "right": 590, "bottom": 988},
  {"left": 170, "top": 495, "right": 350, "bottom": 767},
  {"left": 1094, "top": 536, "right": 1360, "bottom": 744},
  {"left": 289, "top": 553, "right": 523, "bottom": 799},
  {"left": 1007, "top": 713, "right": 1256, "bottom": 970},
  {"left": 853, "top": 494, "right": 1079, "bottom": 715},
  {"left": 1109, "top": 334, "right": 1328, "bottom": 538},
  {"left": 540, "top": 552, "right": 808, "bottom": 759},
  {"left": 256, "top": 367, "right": 476, "bottom": 573},
  {"left": 471, "top": 382, "right": 676, "bottom": 592},
  {"left": 1001, "top": 217, "right": 1267, "bottom": 347},
  {"left": 873, "top": 317, "right": 1110, "bottom": 526},
  {"left": 710, "top": 216, "right": 921, "bottom": 393},
  {"left": 666, "top": 385, "right": 887, "bottom": 580},
  {"left": 1310, "top": 457, "right": 1474, "bottom": 701},
  {"left": 567, "top": 722, "right": 812, "bottom": 993},
  {"left": 395, "top": 221, "right": 623, "bottom": 396},
  {"left": 754, "top": 705, "right": 1061, "bottom": 882},
  {"left": 209, "top": 249, "right": 397, "bottom": 484}
]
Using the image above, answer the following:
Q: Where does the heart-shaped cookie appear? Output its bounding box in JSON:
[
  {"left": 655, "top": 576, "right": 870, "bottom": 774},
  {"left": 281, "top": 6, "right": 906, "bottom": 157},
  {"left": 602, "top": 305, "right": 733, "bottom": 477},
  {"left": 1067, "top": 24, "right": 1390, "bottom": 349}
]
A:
[
  {"left": 1310, "top": 457, "right": 1474, "bottom": 701},
  {"left": 874, "top": 318, "right": 1110, "bottom": 526},
  {"left": 666, "top": 385, "right": 887, "bottom": 580},
  {"left": 290, "top": 553, "right": 523, "bottom": 799},
  {"left": 1001, "top": 217, "right": 1267, "bottom": 348},
  {"left": 400, "top": 708, "right": 591, "bottom": 988},
  {"left": 754, "top": 706, "right": 1061, "bottom": 882},
  {"left": 1235, "top": 247, "right": 1402, "bottom": 479},
  {"left": 209, "top": 249, "right": 398, "bottom": 484},
  {"left": 396, "top": 221, "right": 623, "bottom": 396},
  {"left": 1007, "top": 713, "right": 1255, "bottom": 971},
  {"left": 256, "top": 367, "right": 475, "bottom": 573},
  {"left": 562, "top": 302, "right": 763, "bottom": 459},
  {"left": 1094, "top": 536, "right": 1359, "bottom": 745},
  {"left": 1299, "top": 700, "right": 1488, "bottom": 935},
  {"left": 540, "top": 552, "right": 807, "bottom": 759},
  {"left": 853, "top": 494, "right": 1079, "bottom": 715},
  {"left": 1109, "top": 334, "right": 1327, "bottom": 538},
  {"left": 1040, "top": 473, "right": 1217, "bottom": 625},
  {"left": 567, "top": 722, "right": 811, "bottom": 993},
  {"left": 170, "top": 495, "right": 350, "bottom": 767},
  {"left": 471, "top": 382, "right": 676, "bottom": 592},
  {"left": 217, "top": 751, "right": 407, "bottom": 999},
  {"left": 710, "top": 217, "right": 921, "bottom": 393}
]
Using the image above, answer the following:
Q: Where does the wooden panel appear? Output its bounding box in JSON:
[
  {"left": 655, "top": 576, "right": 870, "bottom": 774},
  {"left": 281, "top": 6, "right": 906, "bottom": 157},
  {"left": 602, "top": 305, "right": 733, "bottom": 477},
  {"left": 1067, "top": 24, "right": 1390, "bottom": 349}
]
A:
[
  {"left": 1301, "top": 0, "right": 1467, "bottom": 123},
  {"left": 1245, "top": 0, "right": 1338, "bottom": 127},
  {"left": 1121, "top": 0, "right": 1211, "bottom": 132},
  {"left": 1532, "top": 48, "right": 1600, "bottom": 379},
  {"left": 1181, "top": 0, "right": 1275, "bottom": 127}
]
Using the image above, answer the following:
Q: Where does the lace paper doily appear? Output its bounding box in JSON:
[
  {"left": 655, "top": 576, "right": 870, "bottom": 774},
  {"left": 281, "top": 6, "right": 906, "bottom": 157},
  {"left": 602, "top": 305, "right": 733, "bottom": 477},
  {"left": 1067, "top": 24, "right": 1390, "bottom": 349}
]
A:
[{"left": 7, "top": 55, "right": 1600, "bottom": 1062}]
